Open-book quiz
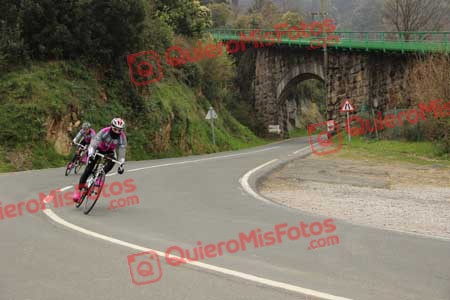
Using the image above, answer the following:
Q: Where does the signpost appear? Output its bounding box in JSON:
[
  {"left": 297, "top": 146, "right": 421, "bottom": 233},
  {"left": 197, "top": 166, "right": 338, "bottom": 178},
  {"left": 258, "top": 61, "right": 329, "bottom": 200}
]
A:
[
  {"left": 268, "top": 125, "right": 281, "bottom": 134},
  {"left": 326, "top": 120, "right": 335, "bottom": 132},
  {"left": 205, "top": 106, "right": 218, "bottom": 145},
  {"left": 340, "top": 99, "right": 355, "bottom": 141}
]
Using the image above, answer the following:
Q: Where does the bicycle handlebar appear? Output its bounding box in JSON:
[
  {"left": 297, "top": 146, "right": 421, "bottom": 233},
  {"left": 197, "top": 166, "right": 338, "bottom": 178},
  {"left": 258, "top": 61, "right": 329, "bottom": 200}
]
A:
[
  {"left": 73, "top": 142, "right": 87, "bottom": 150},
  {"left": 94, "top": 151, "right": 122, "bottom": 165}
]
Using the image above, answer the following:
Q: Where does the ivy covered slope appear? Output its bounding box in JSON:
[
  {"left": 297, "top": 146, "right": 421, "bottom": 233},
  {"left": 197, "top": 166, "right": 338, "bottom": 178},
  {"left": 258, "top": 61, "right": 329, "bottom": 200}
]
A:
[{"left": 0, "top": 61, "right": 264, "bottom": 172}]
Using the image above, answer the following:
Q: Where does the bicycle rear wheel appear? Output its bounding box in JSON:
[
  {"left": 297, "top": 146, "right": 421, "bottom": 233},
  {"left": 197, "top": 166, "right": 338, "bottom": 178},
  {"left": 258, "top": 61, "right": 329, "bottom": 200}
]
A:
[
  {"left": 65, "top": 162, "right": 73, "bottom": 176},
  {"left": 83, "top": 172, "right": 106, "bottom": 215}
]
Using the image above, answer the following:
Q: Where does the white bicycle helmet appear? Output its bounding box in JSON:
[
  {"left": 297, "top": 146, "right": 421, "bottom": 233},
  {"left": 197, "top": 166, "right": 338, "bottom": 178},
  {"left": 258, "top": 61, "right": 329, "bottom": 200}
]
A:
[
  {"left": 82, "top": 122, "right": 91, "bottom": 129},
  {"left": 111, "top": 118, "right": 125, "bottom": 129}
]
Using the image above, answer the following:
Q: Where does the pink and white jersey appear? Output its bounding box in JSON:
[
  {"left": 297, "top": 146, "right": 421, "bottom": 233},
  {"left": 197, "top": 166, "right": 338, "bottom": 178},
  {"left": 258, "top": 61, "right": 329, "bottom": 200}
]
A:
[
  {"left": 74, "top": 128, "right": 96, "bottom": 144},
  {"left": 89, "top": 126, "right": 127, "bottom": 162}
]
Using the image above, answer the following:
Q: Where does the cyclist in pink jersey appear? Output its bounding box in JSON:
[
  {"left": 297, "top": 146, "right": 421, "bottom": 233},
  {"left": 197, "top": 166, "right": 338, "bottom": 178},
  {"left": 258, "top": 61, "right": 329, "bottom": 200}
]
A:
[
  {"left": 69, "top": 122, "right": 96, "bottom": 165},
  {"left": 72, "top": 118, "right": 127, "bottom": 203}
]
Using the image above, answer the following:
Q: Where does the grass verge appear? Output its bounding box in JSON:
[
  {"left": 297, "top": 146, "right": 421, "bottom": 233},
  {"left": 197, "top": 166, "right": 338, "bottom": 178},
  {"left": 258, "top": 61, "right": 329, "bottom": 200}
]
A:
[{"left": 328, "top": 133, "right": 450, "bottom": 166}]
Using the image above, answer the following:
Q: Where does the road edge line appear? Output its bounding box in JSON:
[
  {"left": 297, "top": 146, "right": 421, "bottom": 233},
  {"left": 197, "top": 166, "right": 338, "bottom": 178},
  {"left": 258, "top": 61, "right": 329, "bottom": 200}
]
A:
[{"left": 42, "top": 208, "right": 352, "bottom": 300}]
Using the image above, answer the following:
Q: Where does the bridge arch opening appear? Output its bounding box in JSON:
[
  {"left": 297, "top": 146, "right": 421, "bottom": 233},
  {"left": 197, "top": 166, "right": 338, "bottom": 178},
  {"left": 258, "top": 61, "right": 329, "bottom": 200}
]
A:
[{"left": 277, "top": 71, "right": 327, "bottom": 135}]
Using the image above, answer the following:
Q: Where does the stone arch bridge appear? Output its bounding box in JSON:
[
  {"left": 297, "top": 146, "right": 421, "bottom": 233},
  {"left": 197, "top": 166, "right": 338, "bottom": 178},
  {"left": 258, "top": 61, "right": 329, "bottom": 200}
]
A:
[{"left": 210, "top": 29, "right": 450, "bottom": 137}]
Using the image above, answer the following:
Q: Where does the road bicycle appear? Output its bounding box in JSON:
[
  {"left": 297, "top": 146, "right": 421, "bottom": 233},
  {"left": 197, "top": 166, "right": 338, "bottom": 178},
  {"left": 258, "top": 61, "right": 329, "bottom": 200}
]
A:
[
  {"left": 65, "top": 142, "right": 88, "bottom": 176},
  {"left": 76, "top": 151, "right": 121, "bottom": 215}
]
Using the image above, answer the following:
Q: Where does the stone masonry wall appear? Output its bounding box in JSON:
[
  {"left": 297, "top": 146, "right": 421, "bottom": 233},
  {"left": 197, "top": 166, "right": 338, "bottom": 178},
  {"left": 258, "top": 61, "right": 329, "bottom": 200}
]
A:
[
  {"left": 254, "top": 46, "right": 324, "bottom": 137},
  {"left": 327, "top": 52, "right": 413, "bottom": 125},
  {"left": 253, "top": 46, "right": 416, "bottom": 137}
]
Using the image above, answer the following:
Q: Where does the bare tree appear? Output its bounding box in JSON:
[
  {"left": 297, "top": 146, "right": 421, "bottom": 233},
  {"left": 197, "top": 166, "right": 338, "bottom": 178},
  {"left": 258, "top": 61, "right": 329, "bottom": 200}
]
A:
[
  {"left": 280, "top": 0, "right": 288, "bottom": 12},
  {"left": 383, "top": 0, "right": 449, "bottom": 34}
]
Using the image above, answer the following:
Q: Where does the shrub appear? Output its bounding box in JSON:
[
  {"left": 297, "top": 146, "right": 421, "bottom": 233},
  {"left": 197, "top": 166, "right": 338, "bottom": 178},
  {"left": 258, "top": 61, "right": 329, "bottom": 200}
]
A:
[{"left": 407, "top": 54, "right": 450, "bottom": 153}]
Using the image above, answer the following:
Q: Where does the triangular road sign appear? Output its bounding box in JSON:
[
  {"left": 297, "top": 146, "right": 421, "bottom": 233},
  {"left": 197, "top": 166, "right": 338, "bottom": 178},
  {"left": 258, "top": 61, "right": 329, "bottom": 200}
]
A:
[
  {"left": 340, "top": 99, "right": 355, "bottom": 112},
  {"left": 205, "top": 107, "right": 218, "bottom": 120}
]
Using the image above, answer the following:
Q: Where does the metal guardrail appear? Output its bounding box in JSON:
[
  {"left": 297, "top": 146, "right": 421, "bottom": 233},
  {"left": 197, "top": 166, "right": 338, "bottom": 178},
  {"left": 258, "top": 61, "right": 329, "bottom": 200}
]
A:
[{"left": 208, "top": 29, "right": 450, "bottom": 53}]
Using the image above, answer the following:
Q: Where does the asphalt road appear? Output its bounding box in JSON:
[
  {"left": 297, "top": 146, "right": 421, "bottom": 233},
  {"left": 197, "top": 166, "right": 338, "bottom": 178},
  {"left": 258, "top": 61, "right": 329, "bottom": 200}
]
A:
[{"left": 1, "top": 137, "right": 449, "bottom": 300}]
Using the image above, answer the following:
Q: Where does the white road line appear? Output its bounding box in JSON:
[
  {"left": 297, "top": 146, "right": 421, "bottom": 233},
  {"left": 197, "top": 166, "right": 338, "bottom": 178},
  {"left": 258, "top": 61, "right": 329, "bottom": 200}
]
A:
[
  {"left": 239, "top": 145, "right": 313, "bottom": 205},
  {"left": 44, "top": 144, "right": 352, "bottom": 300},
  {"left": 42, "top": 209, "right": 352, "bottom": 300},
  {"left": 239, "top": 159, "right": 280, "bottom": 205},
  {"left": 126, "top": 146, "right": 280, "bottom": 173},
  {"left": 61, "top": 146, "right": 281, "bottom": 191},
  {"left": 293, "top": 145, "right": 314, "bottom": 155},
  {"left": 60, "top": 186, "right": 72, "bottom": 192}
]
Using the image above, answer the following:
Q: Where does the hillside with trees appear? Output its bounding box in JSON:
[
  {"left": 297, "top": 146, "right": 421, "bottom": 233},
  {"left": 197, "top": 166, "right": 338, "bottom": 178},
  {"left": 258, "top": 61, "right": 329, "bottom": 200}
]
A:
[
  {"left": 0, "top": 0, "right": 263, "bottom": 171},
  {"left": 1, "top": 0, "right": 449, "bottom": 171}
]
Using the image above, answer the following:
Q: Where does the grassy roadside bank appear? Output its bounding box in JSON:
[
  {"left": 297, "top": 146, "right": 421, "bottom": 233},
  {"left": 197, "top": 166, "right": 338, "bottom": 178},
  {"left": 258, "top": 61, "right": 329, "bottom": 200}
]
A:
[
  {"left": 0, "top": 61, "right": 272, "bottom": 173},
  {"left": 326, "top": 134, "right": 450, "bottom": 166}
]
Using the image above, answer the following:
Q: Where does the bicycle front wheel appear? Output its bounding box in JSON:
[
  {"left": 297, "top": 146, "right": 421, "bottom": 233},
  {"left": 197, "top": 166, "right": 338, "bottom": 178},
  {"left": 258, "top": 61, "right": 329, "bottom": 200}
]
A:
[
  {"left": 83, "top": 172, "right": 106, "bottom": 215},
  {"left": 74, "top": 161, "right": 84, "bottom": 174},
  {"left": 76, "top": 173, "right": 95, "bottom": 208}
]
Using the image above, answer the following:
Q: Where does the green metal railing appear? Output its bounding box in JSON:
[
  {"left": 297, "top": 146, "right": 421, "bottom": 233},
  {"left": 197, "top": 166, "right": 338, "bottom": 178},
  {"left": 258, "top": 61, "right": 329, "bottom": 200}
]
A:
[{"left": 208, "top": 29, "right": 450, "bottom": 53}]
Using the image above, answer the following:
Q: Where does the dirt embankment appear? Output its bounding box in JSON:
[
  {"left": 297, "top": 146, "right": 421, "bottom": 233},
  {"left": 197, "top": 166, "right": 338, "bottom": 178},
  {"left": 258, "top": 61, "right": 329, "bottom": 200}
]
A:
[{"left": 259, "top": 155, "right": 450, "bottom": 239}]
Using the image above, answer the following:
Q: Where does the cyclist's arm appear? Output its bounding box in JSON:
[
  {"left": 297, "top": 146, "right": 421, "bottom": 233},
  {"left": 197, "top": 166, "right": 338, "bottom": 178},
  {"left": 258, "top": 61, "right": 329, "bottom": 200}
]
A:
[
  {"left": 73, "top": 130, "right": 83, "bottom": 143},
  {"left": 88, "top": 131, "right": 103, "bottom": 156},
  {"left": 117, "top": 134, "right": 127, "bottom": 164},
  {"left": 89, "top": 129, "right": 96, "bottom": 140}
]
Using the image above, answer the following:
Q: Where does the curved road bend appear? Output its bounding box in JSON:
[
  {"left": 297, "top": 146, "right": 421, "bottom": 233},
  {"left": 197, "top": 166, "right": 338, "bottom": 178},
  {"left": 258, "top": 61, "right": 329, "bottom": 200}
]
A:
[{"left": 1, "top": 137, "right": 449, "bottom": 300}]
